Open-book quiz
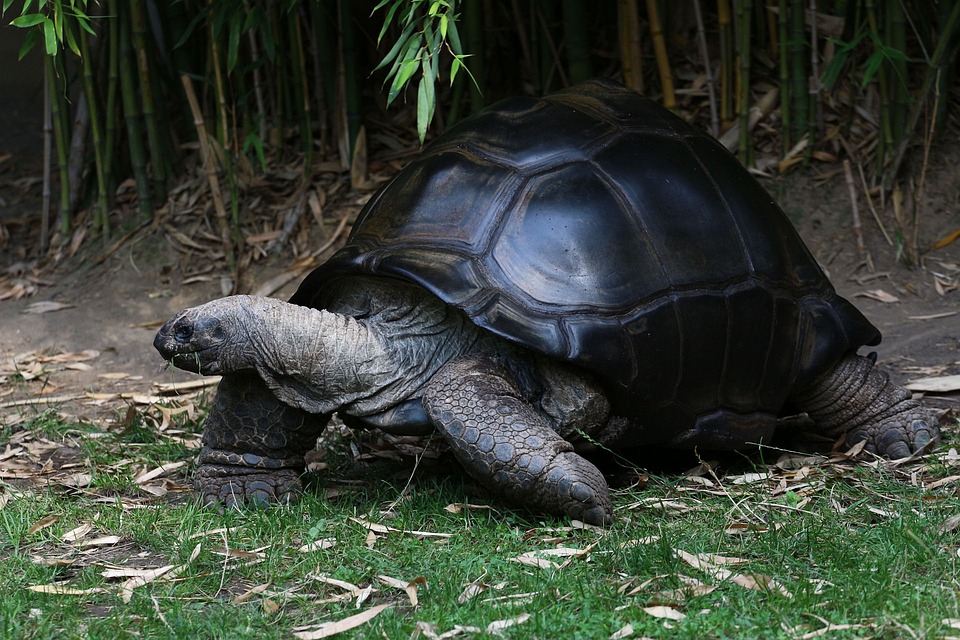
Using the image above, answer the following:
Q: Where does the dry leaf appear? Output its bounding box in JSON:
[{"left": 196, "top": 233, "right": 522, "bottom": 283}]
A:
[
  {"left": 61, "top": 523, "right": 93, "bottom": 542},
  {"left": 642, "top": 606, "right": 686, "bottom": 621},
  {"left": 28, "top": 514, "right": 59, "bottom": 535},
  {"left": 609, "top": 623, "right": 634, "bottom": 639},
  {"left": 232, "top": 582, "right": 271, "bottom": 604},
  {"left": 298, "top": 538, "right": 336, "bottom": 553},
  {"left": 349, "top": 517, "right": 452, "bottom": 538},
  {"left": 443, "top": 502, "right": 493, "bottom": 514},
  {"left": 292, "top": 604, "right": 392, "bottom": 639},
  {"left": 134, "top": 461, "right": 187, "bottom": 485},
  {"left": 853, "top": 289, "right": 899, "bottom": 303},
  {"left": 27, "top": 584, "right": 107, "bottom": 595},
  {"left": 22, "top": 301, "right": 75, "bottom": 314},
  {"left": 905, "top": 375, "right": 960, "bottom": 393},
  {"left": 458, "top": 582, "right": 488, "bottom": 604},
  {"left": 120, "top": 542, "right": 201, "bottom": 603},
  {"left": 485, "top": 613, "right": 531, "bottom": 634},
  {"left": 76, "top": 535, "right": 122, "bottom": 548}
]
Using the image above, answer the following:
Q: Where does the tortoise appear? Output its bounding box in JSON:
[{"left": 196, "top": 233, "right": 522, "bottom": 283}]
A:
[{"left": 154, "top": 78, "right": 940, "bottom": 525}]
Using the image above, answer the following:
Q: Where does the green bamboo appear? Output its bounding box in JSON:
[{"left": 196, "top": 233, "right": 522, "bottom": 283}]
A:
[
  {"left": 339, "top": 0, "right": 361, "bottom": 156},
  {"left": 119, "top": 8, "right": 153, "bottom": 217},
  {"left": 865, "top": 0, "right": 893, "bottom": 168},
  {"left": 934, "top": 0, "right": 957, "bottom": 133},
  {"left": 310, "top": 0, "right": 337, "bottom": 153},
  {"left": 562, "top": 0, "right": 592, "bottom": 83},
  {"left": 737, "top": 0, "right": 753, "bottom": 164},
  {"left": 44, "top": 54, "right": 72, "bottom": 238},
  {"left": 132, "top": 0, "right": 167, "bottom": 205},
  {"left": 718, "top": 0, "right": 734, "bottom": 126},
  {"left": 789, "top": 0, "right": 807, "bottom": 144},
  {"left": 289, "top": 8, "right": 313, "bottom": 159},
  {"left": 103, "top": 0, "right": 120, "bottom": 197},
  {"left": 778, "top": 0, "right": 790, "bottom": 154},
  {"left": 464, "top": 0, "right": 485, "bottom": 109},
  {"left": 886, "top": 0, "right": 908, "bottom": 144},
  {"left": 77, "top": 20, "right": 110, "bottom": 234}
]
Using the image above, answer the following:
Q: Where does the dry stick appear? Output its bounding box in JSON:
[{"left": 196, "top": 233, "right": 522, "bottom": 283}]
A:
[
  {"left": 646, "top": 0, "right": 675, "bottom": 109},
  {"left": 843, "top": 159, "right": 867, "bottom": 266},
  {"left": 41, "top": 65, "right": 52, "bottom": 255},
  {"left": 857, "top": 161, "right": 893, "bottom": 246},
  {"left": 181, "top": 75, "right": 233, "bottom": 273},
  {"left": 693, "top": 0, "right": 719, "bottom": 137},
  {"left": 617, "top": 0, "right": 644, "bottom": 93},
  {"left": 913, "top": 71, "right": 941, "bottom": 257}
]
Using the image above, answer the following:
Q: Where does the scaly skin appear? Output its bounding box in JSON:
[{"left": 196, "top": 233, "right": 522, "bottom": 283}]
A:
[
  {"left": 196, "top": 371, "right": 330, "bottom": 507},
  {"left": 424, "top": 356, "right": 612, "bottom": 525},
  {"left": 790, "top": 353, "right": 940, "bottom": 458}
]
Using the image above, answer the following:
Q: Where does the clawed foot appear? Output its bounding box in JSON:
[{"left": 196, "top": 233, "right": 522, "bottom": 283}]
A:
[
  {"left": 195, "top": 464, "right": 302, "bottom": 507},
  {"left": 848, "top": 412, "right": 940, "bottom": 460}
]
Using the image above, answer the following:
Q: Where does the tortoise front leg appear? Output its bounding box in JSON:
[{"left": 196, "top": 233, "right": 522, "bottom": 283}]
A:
[
  {"left": 423, "top": 357, "right": 612, "bottom": 525},
  {"left": 789, "top": 353, "right": 940, "bottom": 458},
  {"left": 196, "top": 371, "right": 330, "bottom": 507}
]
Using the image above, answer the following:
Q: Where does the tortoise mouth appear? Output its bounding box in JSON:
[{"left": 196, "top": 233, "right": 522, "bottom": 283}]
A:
[{"left": 154, "top": 311, "right": 225, "bottom": 374}]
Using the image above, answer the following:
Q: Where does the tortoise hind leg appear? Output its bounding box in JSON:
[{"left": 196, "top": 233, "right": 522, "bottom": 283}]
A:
[
  {"left": 197, "top": 371, "right": 330, "bottom": 507},
  {"left": 789, "top": 353, "right": 940, "bottom": 458},
  {"left": 423, "top": 356, "right": 612, "bottom": 525}
]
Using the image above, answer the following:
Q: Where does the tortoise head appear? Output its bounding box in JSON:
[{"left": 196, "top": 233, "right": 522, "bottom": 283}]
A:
[{"left": 154, "top": 296, "right": 254, "bottom": 375}]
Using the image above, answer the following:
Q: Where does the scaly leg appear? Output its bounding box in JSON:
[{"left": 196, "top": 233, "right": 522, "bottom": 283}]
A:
[
  {"left": 196, "top": 370, "right": 330, "bottom": 507},
  {"left": 424, "top": 357, "right": 612, "bottom": 525},
  {"left": 789, "top": 353, "right": 940, "bottom": 458}
]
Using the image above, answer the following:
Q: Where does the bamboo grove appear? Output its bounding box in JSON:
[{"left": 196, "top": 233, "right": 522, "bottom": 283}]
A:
[{"left": 4, "top": 0, "right": 959, "bottom": 261}]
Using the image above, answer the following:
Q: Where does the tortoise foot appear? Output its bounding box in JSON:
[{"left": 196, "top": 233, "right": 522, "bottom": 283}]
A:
[
  {"left": 195, "top": 453, "right": 303, "bottom": 508},
  {"left": 850, "top": 413, "right": 939, "bottom": 460}
]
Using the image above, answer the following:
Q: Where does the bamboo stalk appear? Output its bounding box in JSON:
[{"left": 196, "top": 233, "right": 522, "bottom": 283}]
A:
[
  {"left": 886, "top": 0, "right": 907, "bottom": 144},
  {"left": 617, "top": 0, "right": 644, "bottom": 92},
  {"left": 510, "top": 0, "right": 536, "bottom": 90},
  {"left": 42, "top": 62, "right": 52, "bottom": 253},
  {"left": 778, "top": 0, "right": 789, "bottom": 154},
  {"left": 339, "top": 0, "right": 361, "bottom": 156},
  {"left": 737, "top": 0, "right": 753, "bottom": 164},
  {"left": 78, "top": 24, "right": 111, "bottom": 234},
  {"left": 45, "top": 54, "right": 72, "bottom": 238},
  {"left": 789, "top": 0, "right": 807, "bottom": 145},
  {"left": 103, "top": 0, "right": 120, "bottom": 198},
  {"left": 718, "top": 0, "right": 734, "bottom": 125},
  {"left": 865, "top": 0, "right": 892, "bottom": 168},
  {"left": 206, "top": 0, "right": 230, "bottom": 149},
  {"left": 883, "top": 0, "right": 960, "bottom": 188},
  {"left": 808, "top": 0, "right": 822, "bottom": 134},
  {"left": 766, "top": 0, "right": 778, "bottom": 54},
  {"left": 181, "top": 74, "right": 234, "bottom": 273},
  {"left": 464, "top": 0, "right": 485, "bottom": 108},
  {"left": 693, "top": 0, "right": 718, "bottom": 136},
  {"left": 646, "top": 0, "right": 675, "bottom": 109},
  {"left": 66, "top": 94, "right": 89, "bottom": 214},
  {"left": 289, "top": 7, "right": 313, "bottom": 159},
  {"left": 132, "top": 0, "right": 167, "bottom": 205},
  {"left": 119, "top": 8, "right": 153, "bottom": 218},
  {"left": 563, "top": 0, "right": 593, "bottom": 83}
]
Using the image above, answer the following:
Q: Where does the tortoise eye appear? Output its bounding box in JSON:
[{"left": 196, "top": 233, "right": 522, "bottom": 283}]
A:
[{"left": 174, "top": 322, "right": 194, "bottom": 343}]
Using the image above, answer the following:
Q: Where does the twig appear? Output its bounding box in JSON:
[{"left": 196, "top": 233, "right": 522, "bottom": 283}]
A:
[
  {"left": 692, "top": 0, "right": 719, "bottom": 137},
  {"left": 180, "top": 74, "right": 234, "bottom": 276},
  {"left": 843, "top": 160, "right": 867, "bottom": 267},
  {"left": 856, "top": 162, "right": 893, "bottom": 246}
]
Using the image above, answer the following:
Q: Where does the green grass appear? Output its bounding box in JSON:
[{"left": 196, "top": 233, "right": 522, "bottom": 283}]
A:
[{"left": 1, "top": 410, "right": 958, "bottom": 639}]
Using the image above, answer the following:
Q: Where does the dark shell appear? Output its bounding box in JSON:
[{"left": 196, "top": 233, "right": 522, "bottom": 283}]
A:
[{"left": 293, "top": 78, "right": 879, "bottom": 441}]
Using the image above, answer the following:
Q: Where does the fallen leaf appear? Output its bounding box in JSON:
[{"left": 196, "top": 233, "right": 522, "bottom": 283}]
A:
[
  {"left": 134, "top": 461, "right": 187, "bottom": 485},
  {"left": 232, "top": 582, "right": 271, "bottom": 604},
  {"left": 905, "top": 375, "right": 960, "bottom": 393},
  {"left": 27, "top": 584, "right": 107, "bottom": 595},
  {"left": 853, "top": 289, "right": 899, "bottom": 303},
  {"left": 642, "top": 606, "right": 686, "bottom": 621},
  {"left": 28, "top": 514, "right": 59, "bottom": 535},
  {"left": 292, "top": 604, "right": 392, "bottom": 639},
  {"left": 485, "top": 613, "right": 531, "bottom": 634},
  {"left": 349, "top": 517, "right": 452, "bottom": 539},
  {"left": 609, "top": 623, "right": 634, "bottom": 639},
  {"left": 298, "top": 538, "right": 336, "bottom": 553},
  {"left": 21, "top": 301, "right": 76, "bottom": 314},
  {"left": 443, "top": 502, "right": 493, "bottom": 514},
  {"left": 61, "top": 523, "right": 93, "bottom": 542}
]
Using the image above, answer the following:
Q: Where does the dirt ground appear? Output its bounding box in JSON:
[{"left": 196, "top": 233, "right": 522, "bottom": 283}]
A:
[{"left": 1, "top": 72, "right": 958, "bottom": 430}]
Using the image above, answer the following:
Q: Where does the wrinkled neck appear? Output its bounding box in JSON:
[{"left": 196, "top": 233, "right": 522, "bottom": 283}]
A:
[{"left": 250, "top": 299, "right": 385, "bottom": 414}]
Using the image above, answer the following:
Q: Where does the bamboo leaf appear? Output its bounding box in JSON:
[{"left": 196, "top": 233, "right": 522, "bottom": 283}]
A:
[
  {"left": 18, "top": 27, "right": 39, "bottom": 59},
  {"left": 64, "top": 22, "right": 79, "bottom": 57},
  {"left": 11, "top": 13, "right": 46, "bottom": 28},
  {"left": 417, "top": 76, "right": 429, "bottom": 142},
  {"left": 227, "top": 12, "right": 242, "bottom": 73},
  {"left": 42, "top": 18, "right": 57, "bottom": 55}
]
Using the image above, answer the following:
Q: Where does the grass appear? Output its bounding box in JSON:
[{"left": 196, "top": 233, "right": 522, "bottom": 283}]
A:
[{"left": 1, "top": 406, "right": 958, "bottom": 639}]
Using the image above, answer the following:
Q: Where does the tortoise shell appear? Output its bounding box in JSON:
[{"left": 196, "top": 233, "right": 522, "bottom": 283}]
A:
[{"left": 293, "top": 78, "right": 879, "bottom": 443}]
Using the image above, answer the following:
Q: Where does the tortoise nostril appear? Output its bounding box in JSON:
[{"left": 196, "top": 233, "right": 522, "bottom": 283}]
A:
[{"left": 174, "top": 322, "right": 194, "bottom": 343}]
